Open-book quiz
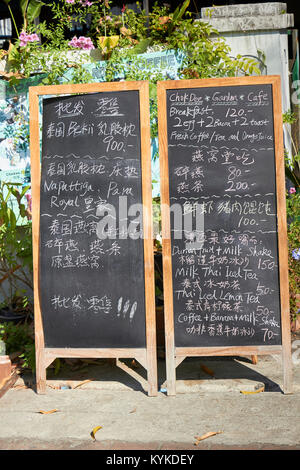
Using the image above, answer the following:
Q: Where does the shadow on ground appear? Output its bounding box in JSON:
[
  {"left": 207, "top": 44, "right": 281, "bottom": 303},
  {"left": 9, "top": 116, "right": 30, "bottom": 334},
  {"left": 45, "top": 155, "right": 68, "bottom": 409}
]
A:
[{"left": 19, "top": 354, "right": 282, "bottom": 394}]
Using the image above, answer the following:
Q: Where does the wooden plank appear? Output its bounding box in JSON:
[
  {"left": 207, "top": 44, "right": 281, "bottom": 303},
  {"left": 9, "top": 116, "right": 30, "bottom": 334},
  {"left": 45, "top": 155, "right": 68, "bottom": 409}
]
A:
[
  {"left": 272, "top": 76, "right": 293, "bottom": 394},
  {"left": 175, "top": 346, "right": 283, "bottom": 356},
  {"left": 29, "top": 81, "right": 157, "bottom": 396},
  {"left": 134, "top": 356, "right": 148, "bottom": 370},
  {"left": 116, "top": 358, "right": 148, "bottom": 391},
  {"left": 29, "top": 81, "right": 149, "bottom": 97},
  {"left": 158, "top": 75, "right": 283, "bottom": 90},
  {"left": 44, "top": 347, "right": 148, "bottom": 359},
  {"left": 157, "top": 81, "right": 176, "bottom": 396},
  {"left": 251, "top": 355, "right": 258, "bottom": 365},
  {"left": 139, "top": 81, "right": 158, "bottom": 397},
  {"left": 29, "top": 87, "right": 46, "bottom": 394},
  {"left": 175, "top": 356, "right": 186, "bottom": 368}
]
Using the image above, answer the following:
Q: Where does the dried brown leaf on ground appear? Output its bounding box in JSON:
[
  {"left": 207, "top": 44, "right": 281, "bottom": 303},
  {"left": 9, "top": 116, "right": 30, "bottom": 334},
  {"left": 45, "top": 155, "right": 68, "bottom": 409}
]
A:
[
  {"left": 47, "top": 384, "right": 60, "bottom": 390},
  {"left": 90, "top": 426, "right": 103, "bottom": 441},
  {"left": 240, "top": 386, "right": 265, "bottom": 395},
  {"left": 194, "top": 431, "right": 223, "bottom": 445},
  {"left": 72, "top": 379, "right": 92, "bottom": 389},
  {"left": 38, "top": 409, "right": 59, "bottom": 415}
]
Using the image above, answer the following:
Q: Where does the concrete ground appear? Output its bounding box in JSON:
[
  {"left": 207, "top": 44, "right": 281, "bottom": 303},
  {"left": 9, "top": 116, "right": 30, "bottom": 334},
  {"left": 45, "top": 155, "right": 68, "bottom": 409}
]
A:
[{"left": 1, "top": 334, "right": 300, "bottom": 451}]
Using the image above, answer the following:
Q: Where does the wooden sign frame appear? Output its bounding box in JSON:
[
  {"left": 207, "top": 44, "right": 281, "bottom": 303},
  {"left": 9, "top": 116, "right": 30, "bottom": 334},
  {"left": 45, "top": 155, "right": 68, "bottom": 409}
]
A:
[
  {"left": 29, "top": 81, "right": 157, "bottom": 396},
  {"left": 157, "top": 76, "right": 293, "bottom": 395}
]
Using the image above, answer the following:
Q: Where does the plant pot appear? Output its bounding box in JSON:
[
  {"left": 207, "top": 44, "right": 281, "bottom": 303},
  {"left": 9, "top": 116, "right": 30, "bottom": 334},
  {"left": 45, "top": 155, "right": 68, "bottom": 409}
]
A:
[{"left": 0, "top": 307, "right": 26, "bottom": 324}]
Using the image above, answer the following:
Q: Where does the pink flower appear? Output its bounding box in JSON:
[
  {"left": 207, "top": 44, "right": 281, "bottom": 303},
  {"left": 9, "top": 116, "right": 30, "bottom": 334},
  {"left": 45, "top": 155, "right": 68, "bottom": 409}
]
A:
[
  {"left": 289, "top": 187, "right": 296, "bottom": 194},
  {"left": 19, "top": 31, "right": 39, "bottom": 47},
  {"left": 66, "top": 0, "right": 75, "bottom": 4},
  {"left": 68, "top": 35, "right": 95, "bottom": 50},
  {"left": 28, "top": 33, "right": 39, "bottom": 42}
]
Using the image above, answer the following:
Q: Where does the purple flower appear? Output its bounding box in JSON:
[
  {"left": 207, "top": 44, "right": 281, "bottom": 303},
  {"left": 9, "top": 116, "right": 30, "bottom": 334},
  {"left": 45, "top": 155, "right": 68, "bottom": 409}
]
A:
[
  {"left": 19, "top": 31, "right": 39, "bottom": 47},
  {"left": 68, "top": 35, "right": 95, "bottom": 50},
  {"left": 289, "top": 187, "right": 296, "bottom": 194},
  {"left": 292, "top": 248, "right": 300, "bottom": 260}
]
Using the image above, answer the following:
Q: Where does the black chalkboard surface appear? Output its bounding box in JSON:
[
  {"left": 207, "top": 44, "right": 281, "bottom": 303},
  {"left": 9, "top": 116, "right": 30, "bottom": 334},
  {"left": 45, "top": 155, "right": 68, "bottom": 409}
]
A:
[
  {"left": 158, "top": 76, "right": 293, "bottom": 395},
  {"left": 40, "top": 90, "right": 146, "bottom": 348},
  {"left": 30, "top": 82, "right": 157, "bottom": 396},
  {"left": 165, "top": 83, "right": 282, "bottom": 348}
]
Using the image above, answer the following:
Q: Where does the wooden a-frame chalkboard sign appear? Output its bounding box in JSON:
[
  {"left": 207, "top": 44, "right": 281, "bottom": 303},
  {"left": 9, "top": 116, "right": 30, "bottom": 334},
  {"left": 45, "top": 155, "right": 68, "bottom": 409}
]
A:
[
  {"left": 29, "top": 81, "right": 157, "bottom": 396},
  {"left": 157, "top": 76, "right": 293, "bottom": 395}
]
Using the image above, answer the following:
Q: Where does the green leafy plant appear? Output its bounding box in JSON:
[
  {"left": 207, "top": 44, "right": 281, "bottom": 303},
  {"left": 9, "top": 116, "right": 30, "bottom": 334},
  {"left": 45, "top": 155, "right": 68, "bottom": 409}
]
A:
[
  {"left": 283, "top": 111, "right": 300, "bottom": 321},
  {"left": 283, "top": 110, "right": 300, "bottom": 188},
  {"left": 0, "top": 321, "right": 35, "bottom": 371},
  {"left": 2, "top": 0, "right": 261, "bottom": 87},
  {"left": 3, "top": 0, "right": 42, "bottom": 39},
  {"left": 2, "top": 0, "right": 96, "bottom": 86},
  {"left": 286, "top": 189, "right": 300, "bottom": 321},
  {"left": 0, "top": 182, "right": 33, "bottom": 313}
]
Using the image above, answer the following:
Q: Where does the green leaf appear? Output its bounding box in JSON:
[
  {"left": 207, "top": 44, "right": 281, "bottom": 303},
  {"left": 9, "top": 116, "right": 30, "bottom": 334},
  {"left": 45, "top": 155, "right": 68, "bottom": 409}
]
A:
[
  {"left": 149, "top": 83, "right": 157, "bottom": 100},
  {"left": 20, "top": 185, "right": 31, "bottom": 199},
  {"left": 3, "top": 185, "right": 13, "bottom": 203},
  {"left": 132, "top": 38, "right": 153, "bottom": 54},
  {"left": 252, "top": 66, "right": 261, "bottom": 75},
  {"left": 172, "top": 0, "right": 190, "bottom": 22},
  {"left": 7, "top": 42, "right": 20, "bottom": 66},
  {"left": 20, "top": 0, "right": 44, "bottom": 24},
  {"left": 7, "top": 206, "right": 16, "bottom": 230},
  {"left": 19, "top": 203, "right": 27, "bottom": 218}
]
